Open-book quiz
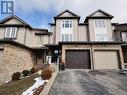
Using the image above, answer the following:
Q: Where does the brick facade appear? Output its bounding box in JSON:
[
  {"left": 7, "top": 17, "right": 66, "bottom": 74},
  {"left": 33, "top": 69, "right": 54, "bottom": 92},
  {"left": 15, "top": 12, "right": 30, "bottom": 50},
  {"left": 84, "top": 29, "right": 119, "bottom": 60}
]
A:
[{"left": 0, "top": 44, "right": 35, "bottom": 84}]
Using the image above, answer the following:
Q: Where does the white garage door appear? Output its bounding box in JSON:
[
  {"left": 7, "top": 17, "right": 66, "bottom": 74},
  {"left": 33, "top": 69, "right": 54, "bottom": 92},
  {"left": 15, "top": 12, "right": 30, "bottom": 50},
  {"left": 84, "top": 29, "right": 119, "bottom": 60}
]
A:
[
  {"left": 94, "top": 51, "right": 119, "bottom": 69},
  {"left": 0, "top": 50, "right": 3, "bottom": 64}
]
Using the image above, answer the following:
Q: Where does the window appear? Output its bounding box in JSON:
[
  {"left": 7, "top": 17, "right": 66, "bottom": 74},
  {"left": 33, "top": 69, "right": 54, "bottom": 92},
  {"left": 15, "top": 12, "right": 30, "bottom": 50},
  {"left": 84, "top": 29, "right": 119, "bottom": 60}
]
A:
[
  {"left": 62, "top": 20, "right": 72, "bottom": 28},
  {"left": 96, "top": 34, "right": 108, "bottom": 41},
  {"left": 36, "top": 35, "right": 43, "bottom": 45},
  {"left": 61, "top": 34, "right": 72, "bottom": 41},
  {"left": 65, "top": 21, "right": 69, "bottom": 28},
  {"left": 122, "top": 32, "right": 127, "bottom": 41},
  {"left": 5, "top": 27, "right": 17, "bottom": 38},
  {"left": 95, "top": 19, "right": 105, "bottom": 28}
]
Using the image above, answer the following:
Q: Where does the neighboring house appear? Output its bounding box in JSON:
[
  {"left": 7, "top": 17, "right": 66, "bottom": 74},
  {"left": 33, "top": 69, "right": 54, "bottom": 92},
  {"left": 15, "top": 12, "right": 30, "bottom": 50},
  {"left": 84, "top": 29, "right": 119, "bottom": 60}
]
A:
[
  {"left": 114, "top": 23, "right": 127, "bottom": 68},
  {"left": 0, "top": 15, "right": 50, "bottom": 83},
  {"left": 0, "top": 9, "right": 126, "bottom": 83}
]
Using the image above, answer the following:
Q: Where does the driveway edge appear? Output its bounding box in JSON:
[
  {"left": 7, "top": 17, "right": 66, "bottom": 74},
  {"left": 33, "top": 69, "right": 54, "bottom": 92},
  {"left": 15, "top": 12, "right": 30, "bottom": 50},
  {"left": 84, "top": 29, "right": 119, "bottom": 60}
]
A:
[{"left": 40, "top": 65, "right": 58, "bottom": 95}]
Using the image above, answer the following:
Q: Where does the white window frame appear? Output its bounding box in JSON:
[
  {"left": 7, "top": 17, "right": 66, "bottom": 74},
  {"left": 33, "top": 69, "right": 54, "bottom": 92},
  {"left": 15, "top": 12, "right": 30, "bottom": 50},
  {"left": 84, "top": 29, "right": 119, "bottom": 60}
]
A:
[
  {"left": 61, "top": 34, "right": 72, "bottom": 41},
  {"left": 96, "top": 34, "right": 108, "bottom": 41},
  {"left": 62, "top": 20, "right": 72, "bottom": 28},
  {"left": 94, "top": 19, "right": 109, "bottom": 41},
  {"left": 95, "top": 19, "right": 105, "bottom": 28},
  {"left": 5, "top": 27, "right": 17, "bottom": 38}
]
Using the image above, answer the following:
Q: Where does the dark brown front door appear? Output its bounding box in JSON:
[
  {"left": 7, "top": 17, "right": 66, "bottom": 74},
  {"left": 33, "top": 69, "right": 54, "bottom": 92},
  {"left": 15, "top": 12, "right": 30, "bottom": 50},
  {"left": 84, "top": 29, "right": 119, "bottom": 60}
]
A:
[{"left": 65, "top": 50, "right": 91, "bottom": 69}]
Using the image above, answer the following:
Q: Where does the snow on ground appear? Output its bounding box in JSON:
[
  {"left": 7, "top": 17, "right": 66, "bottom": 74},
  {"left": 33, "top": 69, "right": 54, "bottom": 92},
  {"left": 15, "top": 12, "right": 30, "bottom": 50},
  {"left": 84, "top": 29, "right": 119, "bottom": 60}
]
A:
[{"left": 22, "top": 77, "right": 46, "bottom": 95}]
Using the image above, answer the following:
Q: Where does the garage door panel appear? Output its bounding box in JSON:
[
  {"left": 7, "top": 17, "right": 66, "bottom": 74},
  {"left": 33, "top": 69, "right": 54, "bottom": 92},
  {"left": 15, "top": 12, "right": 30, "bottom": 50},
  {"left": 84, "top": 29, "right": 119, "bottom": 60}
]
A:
[
  {"left": 95, "top": 51, "right": 119, "bottom": 69},
  {"left": 66, "top": 50, "right": 90, "bottom": 69}
]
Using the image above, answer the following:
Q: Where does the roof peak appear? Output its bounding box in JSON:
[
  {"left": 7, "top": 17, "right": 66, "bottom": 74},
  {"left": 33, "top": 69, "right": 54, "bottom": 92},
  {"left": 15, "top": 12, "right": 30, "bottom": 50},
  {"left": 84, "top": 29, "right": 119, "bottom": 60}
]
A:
[
  {"left": 87, "top": 9, "right": 113, "bottom": 17},
  {"left": 54, "top": 9, "right": 80, "bottom": 18},
  {"left": 0, "top": 15, "right": 48, "bottom": 32},
  {"left": 84, "top": 9, "right": 114, "bottom": 22}
]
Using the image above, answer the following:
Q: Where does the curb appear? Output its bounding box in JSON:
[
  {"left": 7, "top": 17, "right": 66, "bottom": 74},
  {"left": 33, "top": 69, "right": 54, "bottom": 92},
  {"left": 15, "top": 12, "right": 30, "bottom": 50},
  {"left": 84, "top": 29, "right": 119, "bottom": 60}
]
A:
[{"left": 40, "top": 65, "right": 58, "bottom": 95}]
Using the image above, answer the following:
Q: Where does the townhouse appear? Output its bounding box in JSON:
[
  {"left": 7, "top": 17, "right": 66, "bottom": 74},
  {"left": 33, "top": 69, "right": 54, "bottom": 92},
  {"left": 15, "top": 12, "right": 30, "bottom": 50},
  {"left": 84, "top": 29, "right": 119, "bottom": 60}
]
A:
[{"left": 0, "top": 9, "right": 126, "bottom": 83}]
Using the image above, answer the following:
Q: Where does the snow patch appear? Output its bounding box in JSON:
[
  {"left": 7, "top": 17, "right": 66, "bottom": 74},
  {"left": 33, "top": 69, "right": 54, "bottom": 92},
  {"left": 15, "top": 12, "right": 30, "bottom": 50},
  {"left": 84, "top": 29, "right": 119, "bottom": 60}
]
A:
[{"left": 22, "top": 77, "right": 46, "bottom": 95}]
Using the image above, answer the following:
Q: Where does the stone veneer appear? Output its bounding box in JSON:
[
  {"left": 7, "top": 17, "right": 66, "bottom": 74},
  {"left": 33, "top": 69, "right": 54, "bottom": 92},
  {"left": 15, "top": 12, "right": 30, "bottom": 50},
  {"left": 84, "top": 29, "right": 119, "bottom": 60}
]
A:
[
  {"left": 0, "top": 44, "right": 35, "bottom": 84},
  {"left": 62, "top": 44, "right": 124, "bottom": 70}
]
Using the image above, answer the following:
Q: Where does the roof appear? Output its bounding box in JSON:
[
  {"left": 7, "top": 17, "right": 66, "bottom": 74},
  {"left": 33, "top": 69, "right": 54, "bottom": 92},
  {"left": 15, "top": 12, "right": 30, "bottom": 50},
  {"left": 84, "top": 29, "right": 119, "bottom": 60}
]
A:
[
  {"left": 44, "top": 44, "right": 61, "bottom": 50},
  {"left": 0, "top": 15, "right": 32, "bottom": 29},
  {"left": 0, "top": 15, "right": 51, "bottom": 35},
  {"left": 59, "top": 41, "right": 124, "bottom": 45},
  {"left": 0, "top": 39, "right": 32, "bottom": 50},
  {"left": 54, "top": 10, "right": 80, "bottom": 22},
  {"left": 32, "top": 28, "right": 48, "bottom": 32},
  {"left": 32, "top": 28, "right": 51, "bottom": 35},
  {"left": 0, "top": 39, "right": 49, "bottom": 50},
  {"left": 32, "top": 47, "right": 49, "bottom": 51},
  {"left": 78, "top": 23, "right": 88, "bottom": 25},
  {"left": 84, "top": 9, "right": 114, "bottom": 22},
  {"left": 114, "top": 23, "right": 127, "bottom": 32}
]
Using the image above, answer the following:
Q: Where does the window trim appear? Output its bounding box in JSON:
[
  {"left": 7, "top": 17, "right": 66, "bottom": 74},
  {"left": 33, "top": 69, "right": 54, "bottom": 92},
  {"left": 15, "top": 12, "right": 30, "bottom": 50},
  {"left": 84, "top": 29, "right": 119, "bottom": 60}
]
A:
[
  {"left": 95, "top": 19, "right": 106, "bottom": 28},
  {"left": 4, "top": 27, "right": 17, "bottom": 39},
  {"left": 62, "top": 20, "right": 72, "bottom": 28},
  {"left": 36, "top": 35, "right": 44, "bottom": 45},
  {"left": 61, "top": 34, "right": 72, "bottom": 41},
  {"left": 96, "top": 34, "right": 108, "bottom": 41}
]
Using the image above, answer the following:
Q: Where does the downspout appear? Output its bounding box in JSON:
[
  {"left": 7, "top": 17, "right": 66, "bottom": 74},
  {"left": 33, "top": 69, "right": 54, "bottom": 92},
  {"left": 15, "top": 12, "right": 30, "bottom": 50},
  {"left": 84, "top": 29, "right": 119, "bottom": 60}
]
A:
[
  {"left": 24, "top": 27, "right": 27, "bottom": 45},
  {"left": 91, "top": 43, "right": 94, "bottom": 70},
  {"left": 77, "top": 21, "right": 79, "bottom": 41}
]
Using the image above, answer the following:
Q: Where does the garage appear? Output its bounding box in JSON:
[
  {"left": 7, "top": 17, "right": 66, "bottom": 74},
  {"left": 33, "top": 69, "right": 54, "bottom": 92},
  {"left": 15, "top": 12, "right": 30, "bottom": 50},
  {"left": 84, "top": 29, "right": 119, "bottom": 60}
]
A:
[
  {"left": 65, "top": 50, "right": 91, "bottom": 69},
  {"left": 94, "top": 51, "right": 120, "bottom": 69}
]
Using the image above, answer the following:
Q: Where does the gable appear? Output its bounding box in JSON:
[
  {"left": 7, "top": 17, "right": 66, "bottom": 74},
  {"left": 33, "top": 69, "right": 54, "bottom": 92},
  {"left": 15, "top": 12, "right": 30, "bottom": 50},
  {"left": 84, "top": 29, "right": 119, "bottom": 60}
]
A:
[
  {"left": 55, "top": 10, "right": 80, "bottom": 18},
  {"left": 59, "top": 12, "right": 75, "bottom": 17},
  {"left": 3, "top": 18, "right": 23, "bottom": 25},
  {"left": 87, "top": 9, "right": 113, "bottom": 18},
  {"left": 91, "top": 12, "right": 108, "bottom": 17}
]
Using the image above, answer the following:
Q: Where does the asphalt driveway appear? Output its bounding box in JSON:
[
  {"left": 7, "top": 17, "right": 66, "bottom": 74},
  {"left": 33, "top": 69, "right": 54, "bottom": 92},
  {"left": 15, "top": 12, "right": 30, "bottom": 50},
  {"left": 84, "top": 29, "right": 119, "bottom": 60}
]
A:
[{"left": 49, "top": 69, "right": 127, "bottom": 95}]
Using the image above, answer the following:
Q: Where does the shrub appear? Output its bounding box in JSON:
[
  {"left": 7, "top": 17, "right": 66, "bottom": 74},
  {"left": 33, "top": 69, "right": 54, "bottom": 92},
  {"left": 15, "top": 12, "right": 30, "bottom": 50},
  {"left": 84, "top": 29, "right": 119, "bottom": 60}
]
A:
[
  {"left": 22, "top": 70, "right": 30, "bottom": 77},
  {"left": 48, "top": 65, "right": 55, "bottom": 73},
  {"left": 41, "top": 68, "right": 52, "bottom": 80},
  {"left": 12, "top": 72, "right": 21, "bottom": 81},
  {"left": 30, "top": 67, "right": 36, "bottom": 74}
]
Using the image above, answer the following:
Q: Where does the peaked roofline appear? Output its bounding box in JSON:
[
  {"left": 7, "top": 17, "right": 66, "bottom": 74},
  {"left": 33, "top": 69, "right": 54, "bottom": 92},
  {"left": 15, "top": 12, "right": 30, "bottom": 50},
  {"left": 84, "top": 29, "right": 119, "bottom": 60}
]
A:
[
  {"left": 84, "top": 9, "right": 114, "bottom": 22},
  {"left": 0, "top": 15, "right": 32, "bottom": 29},
  {"left": 0, "top": 15, "right": 50, "bottom": 34},
  {"left": 54, "top": 10, "right": 80, "bottom": 22},
  {"left": 55, "top": 10, "right": 80, "bottom": 17},
  {"left": 87, "top": 9, "right": 113, "bottom": 18}
]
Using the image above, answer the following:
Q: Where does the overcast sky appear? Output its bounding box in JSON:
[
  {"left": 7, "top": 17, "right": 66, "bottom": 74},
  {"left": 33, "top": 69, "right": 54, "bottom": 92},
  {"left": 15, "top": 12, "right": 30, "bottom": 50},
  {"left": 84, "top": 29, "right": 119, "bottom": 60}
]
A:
[{"left": 0, "top": 0, "right": 127, "bottom": 29}]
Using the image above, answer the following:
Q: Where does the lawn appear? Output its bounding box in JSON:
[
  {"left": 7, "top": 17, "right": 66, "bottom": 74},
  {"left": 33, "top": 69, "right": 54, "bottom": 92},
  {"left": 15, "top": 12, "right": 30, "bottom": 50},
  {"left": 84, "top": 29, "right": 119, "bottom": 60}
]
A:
[{"left": 0, "top": 74, "right": 39, "bottom": 95}]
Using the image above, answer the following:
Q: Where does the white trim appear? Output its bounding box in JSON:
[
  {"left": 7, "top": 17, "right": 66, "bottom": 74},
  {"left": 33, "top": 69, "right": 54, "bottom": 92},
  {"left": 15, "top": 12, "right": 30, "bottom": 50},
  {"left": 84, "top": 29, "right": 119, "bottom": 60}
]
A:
[
  {"left": 5, "top": 27, "right": 17, "bottom": 38},
  {"left": 61, "top": 20, "right": 73, "bottom": 41},
  {"left": 94, "top": 19, "right": 108, "bottom": 41}
]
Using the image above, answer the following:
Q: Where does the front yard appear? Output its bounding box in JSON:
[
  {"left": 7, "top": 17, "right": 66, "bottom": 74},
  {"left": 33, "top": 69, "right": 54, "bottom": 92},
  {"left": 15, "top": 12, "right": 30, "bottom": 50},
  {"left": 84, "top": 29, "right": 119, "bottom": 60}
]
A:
[{"left": 0, "top": 74, "right": 39, "bottom": 95}]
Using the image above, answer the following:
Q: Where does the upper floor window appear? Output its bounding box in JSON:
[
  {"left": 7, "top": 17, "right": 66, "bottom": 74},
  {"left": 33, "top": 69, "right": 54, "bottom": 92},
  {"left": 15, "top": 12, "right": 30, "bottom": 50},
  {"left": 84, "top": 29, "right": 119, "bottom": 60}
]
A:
[
  {"left": 122, "top": 32, "right": 127, "bottom": 41},
  {"left": 5, "top": 27, "right": 17, "bottom": 38},
  {"left": 62, "top": 34, "right": 72, "bottom": 41},
  {"left": 36, "top": 35, "right": 43, "bottom": 45},
  {"left": 95, "top": 19, "right": 105, "bottom": 28},
  {"left": 62, "top": 20, "right": 72, "bottom": 28},
  {"left": 96, "top": 34, "right": 108, "bottom": 41}
]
